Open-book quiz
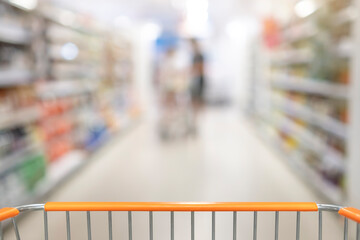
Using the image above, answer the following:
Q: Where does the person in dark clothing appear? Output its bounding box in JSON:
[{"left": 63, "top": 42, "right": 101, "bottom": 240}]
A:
[{"left": 190, "top": 38, "right": 206, "bottom": 107}]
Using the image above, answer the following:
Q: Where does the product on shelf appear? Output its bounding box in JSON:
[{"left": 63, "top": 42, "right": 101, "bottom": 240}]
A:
[
  {"left": 247, "top": 0, "right": 355, "bottom": 204},
  {"left": 0, "top": 2, "right": 140, "bottom": 208},
  {"left": 264, "top": 0, "right": 354, "bottom": 200},
  {"left": 18, "top": 153, "right": 46, "bottom": 191}
]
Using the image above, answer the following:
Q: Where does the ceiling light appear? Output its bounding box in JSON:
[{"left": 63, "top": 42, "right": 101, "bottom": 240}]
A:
[
  {"left": 184, "top": 0, "right": 209, "bottom": 37},
  {"left": 8, "top": 0, "right": 37, "bottom": 10},
  {"left": 61, "top": 43, "right": 79, "bottom": 61},
  {"left": 226, "top": 20, "right": 243, "bottom": 40},
  {"left": 142, "top": 22, "right": 162, "bottom": 41},
  {"left": 295, "top": 0, "right": 317, "bottom": 18}
]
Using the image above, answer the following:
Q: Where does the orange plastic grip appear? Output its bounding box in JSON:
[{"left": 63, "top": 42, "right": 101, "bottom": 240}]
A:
[
  {"left": 0, "top": 208, "right": 19, "bottom": 222},
  {"left": 45, "top": 202, "right": 318, "bottom": 212},
  {"left": 339, "top": 207, "right": 360, "bottom": 223}
]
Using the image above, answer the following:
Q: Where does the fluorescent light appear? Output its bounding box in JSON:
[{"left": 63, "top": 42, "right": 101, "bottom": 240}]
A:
[
  {"left": 226, "top": 20, "right": 243, "bottom": 40},
  {"left": 142, "top": 22, "right": 162, "bottom": 41},
  {"left": 9, "top": 0, "right": 37, "bottom": 10},
  {"left": 61, "top": 43, "right": 79, "bottom": 61},
  {"left": 225, "top": 18, "right": 260, "bottom": 41},
  {"left": 295, "top": 0, "right": 317, "bottom": 18},
  {"left": 184, "top": 0, "right": 209, "bottom": 37}
]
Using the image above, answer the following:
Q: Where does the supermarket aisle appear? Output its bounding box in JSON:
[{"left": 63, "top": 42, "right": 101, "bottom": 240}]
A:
[
  {"left": 46, "top": 107, "right": 319, "bottom": 202},
  {"left": 5, "top": 107, "right": 345, "bottom": 239}
]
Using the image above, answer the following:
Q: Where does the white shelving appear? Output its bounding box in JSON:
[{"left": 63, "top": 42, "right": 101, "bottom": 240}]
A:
[
  {"left": 282, "top": 21, "right": 317, "bottom": 43},
  {"left": 10, "top": 150, "right": 87, "bottom": 208},
  {"left": 0, "top": 69, "right": 34, "bottom": 86},
  {"left": 336, "top": 5, "right": 357, "bottom": 26},
  {"left": 0, "top": 106, "right": 40, "bottom": 130},
  {"left": 0, "top": 2, "right": 139, "bottom": 210},
  {"left": 337, "top": 39, "right": 353, "bottom": 59},
  {"left": 0, "top": 143, "right": 41, "bottom": 177},
  {"left": 256, "top": 126, "right": 343, "bottom": 204},
  {"left": 271, "top": 74, "right": 349, "bottom": 99},
  {"left": 246, "top": 0, "right": 356, "bottom": 205},
  {"left": 271, "top": 49, "right": 313, "bottom": 66},
  {"left": 273, "top": 95, "right": 347, "bottom": 139},
  {"left": 46, "top": 150, "right": 86, "bottom": 185},
  {"left": 0, "top": 21, "right": 31, "bottom": 45},
  {"left": 272, "top": 113, "right": 345, "bottom": 170},
  {"left": 9, "top": 123, "right": 137, "bottom": 208},
  {"left": 36, "top": 80, "right": 98, "bottom": 99},
  {"left": 289, "top": 150, "right": 343, "bottom": 204}
]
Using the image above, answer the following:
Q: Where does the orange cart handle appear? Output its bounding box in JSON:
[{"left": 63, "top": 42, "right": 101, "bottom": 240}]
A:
[
  {"left": 339, "top": 207, "right": 360, "bottom": 223},
  {"left": 0, "top": 208, "right": 19, "bottom": 221},
  {"left": 44, "top": 202, "right": 319, "bottom": 212}
]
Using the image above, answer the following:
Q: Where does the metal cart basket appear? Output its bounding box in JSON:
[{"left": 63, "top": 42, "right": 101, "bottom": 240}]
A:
[{"left": 0, "top": 202, "right": 360, "bottom": 240}]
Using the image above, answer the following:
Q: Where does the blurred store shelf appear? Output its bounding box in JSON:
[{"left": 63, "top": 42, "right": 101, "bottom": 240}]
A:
[
  {"left": 271, "top": 74, "right": 348, "bottom": 99},
  {"left": 0, "top": 21, "right": 31, "bottom": 45},
  {"left": 45, "top": 150, "right": 86, "bottom": 188},
  {"left": 290, "top": 150, "right": 343, "bottom": 204},
  {"left": 0, "top": 69, "right": 34, "bottom": 86},
  {"left": 8, "top": 150, "right": 85, "bottom": 208},
  {"left": 7, "top": 120, "right": 138, "bottom": 209},
  {"left": 0, "top": 143, "right": 41, "bottom": 178},
  {"left": 256, "top": 125, "right": 343, "bottom": 204},
  {"left": 282, "top": 22, "right": 317, "bottom": 43},
  {"left": 0, "top": 2, "right": 139, "bottom": 210},
  {"left": 0, "top": 106, "right": 40, "bottom": 130},
  {"left": 337, "top": 39, "right": 353, "bottom": 59},
  {"left": 273, "top": 114, "right": 345, "bottom": 170},
  {"left": 271, "top": 49, "right": 313, "bottom": 66},
  {"left": 273, "top": 96, "right": 347, "bottom": 139},
  {"left": 336, "top": 5, "right": 357, "bottom": 26},
  {"left": 36, "top": 80, "right": 98, "bottom": 99}
]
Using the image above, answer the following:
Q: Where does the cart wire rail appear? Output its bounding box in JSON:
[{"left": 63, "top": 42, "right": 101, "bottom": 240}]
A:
[{"left": 0, "top": 202, "right": 360, "bottom": 240}]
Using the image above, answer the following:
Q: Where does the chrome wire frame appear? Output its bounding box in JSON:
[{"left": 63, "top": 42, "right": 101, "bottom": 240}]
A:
[{"left": 0, "top": 204, "right": 358, "bottom": 240}]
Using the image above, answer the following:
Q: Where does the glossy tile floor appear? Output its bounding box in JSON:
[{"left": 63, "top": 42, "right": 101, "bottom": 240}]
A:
[{"left": 5, "top": 107, "right": 349, "bottom": 239}]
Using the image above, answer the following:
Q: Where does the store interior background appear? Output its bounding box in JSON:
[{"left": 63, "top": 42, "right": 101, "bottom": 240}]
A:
[{"left": 1, "top": 0, "right": 360, "bottom": 238}]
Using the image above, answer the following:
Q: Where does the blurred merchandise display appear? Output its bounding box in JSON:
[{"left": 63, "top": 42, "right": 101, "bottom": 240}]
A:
[
  {"left": 248, "top": 0, "right": 354, "bottom": 204},
  {"left": 0, "top": 2, "right": 140, "bottom": 207}
]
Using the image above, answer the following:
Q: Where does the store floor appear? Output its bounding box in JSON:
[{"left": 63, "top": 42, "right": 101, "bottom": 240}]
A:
[{"left": 5, "top": 107, "right": 346, "bottom": 239}]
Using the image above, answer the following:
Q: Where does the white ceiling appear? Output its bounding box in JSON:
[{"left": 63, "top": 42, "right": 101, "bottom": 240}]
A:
[
  {"left": 48, "top": 0, "right": 294, "bottom": 33},
  {"left": 49, "top": 0, "right": 180, "bottom": 24}
]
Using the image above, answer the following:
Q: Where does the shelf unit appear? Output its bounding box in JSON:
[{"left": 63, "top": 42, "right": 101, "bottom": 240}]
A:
[
  {"left": 255, "top": 120, "right": 343, "bottom": 203},
  {"left": 0, "top": 143, "right": 41, "bottom": 177},
  {"left": 0, "top": 1, "right": 41, "bottom": 210},
  {"left": 41, "top": 6, "right": 105, "bottom": 82},
  {"left": 0, "top": 3, "right": 140, "bottom": 208},
  {"left": 249, "top": 0, "right": 356, "bottom": 204},
  {"left": 271, "top": 74, "right": 349, "bottom": 99},
  {"left": 0, "top": 69, "right": 33, "bottom": 86},
  {"left": 0, "top": 21, "right": 31, "bottom": 45},
  {"left": 273, "top": 94, "right": 347, "bottom": 139}
]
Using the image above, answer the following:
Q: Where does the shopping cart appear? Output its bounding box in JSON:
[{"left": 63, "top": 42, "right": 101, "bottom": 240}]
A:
[
  {"left": 0, "top": 202, "right": 360, "bottom": 240},
  {"left": 157, "top": 90, "right": 195, "bottom": 140}
]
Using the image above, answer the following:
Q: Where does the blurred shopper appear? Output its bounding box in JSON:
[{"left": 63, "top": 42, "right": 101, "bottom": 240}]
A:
[
  {"left": 157, "top": 46, "right": 194, "bottom": 140},
  {"left": 190, "top": 38, "right": 206, "bottom": 109}
]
